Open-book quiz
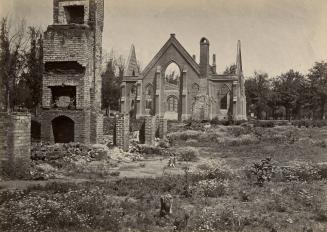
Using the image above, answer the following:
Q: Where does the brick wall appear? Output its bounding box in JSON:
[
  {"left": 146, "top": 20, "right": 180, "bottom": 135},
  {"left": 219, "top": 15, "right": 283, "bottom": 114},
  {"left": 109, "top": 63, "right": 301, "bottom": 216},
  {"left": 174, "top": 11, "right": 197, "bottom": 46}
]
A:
[
  {"left": 114, "top": 114, "right": 129, "bottom": 151},
  {"left": 144, "top": 116, "right": 156, "bottom": 145},
  {"left": 41, "top": 0, "right": 104, "bottom": 144},
  {"left": 156, "top": 116, "right": 167, "bottom": 139},
  {"left": 41, "top": 110, "right": 91, "bottom": 144},
  {"left": 0, "top": 113, "right": 31, "bottom": 178}
]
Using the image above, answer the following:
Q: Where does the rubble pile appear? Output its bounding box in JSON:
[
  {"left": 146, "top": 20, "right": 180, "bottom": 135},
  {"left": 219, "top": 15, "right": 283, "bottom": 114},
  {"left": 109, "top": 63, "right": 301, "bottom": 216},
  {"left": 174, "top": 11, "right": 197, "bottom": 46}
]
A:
[{"left": 30, "top": 143, "right": 145, "bottom": 180}]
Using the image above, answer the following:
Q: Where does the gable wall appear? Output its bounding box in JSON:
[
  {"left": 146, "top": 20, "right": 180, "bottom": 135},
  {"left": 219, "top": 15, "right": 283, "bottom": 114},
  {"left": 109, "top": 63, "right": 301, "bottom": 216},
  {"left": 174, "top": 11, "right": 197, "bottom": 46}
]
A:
[{"left": 141, "top": 44, "right": 200, "bottom": 116}]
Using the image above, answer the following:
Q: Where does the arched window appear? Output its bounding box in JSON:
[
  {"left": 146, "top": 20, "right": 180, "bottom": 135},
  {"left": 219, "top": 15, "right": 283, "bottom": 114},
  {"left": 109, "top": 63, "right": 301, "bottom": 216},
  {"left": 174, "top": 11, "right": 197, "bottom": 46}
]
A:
[
  {"left": 190, "top": 83, "right": 199, "bottom": 96},
  {"left": 167, "top": 96, "right": 178, "bottom": 112},
  {"left": 220, "top": 94, "right": 228, "bottom": 110},
  {"left": 145, "top": 84, "right": 153, "bottom": 110},
  {"left": 130, "top": 85, "right": 137, "bottom": 95},
  {"left": 165, "top": 62, "right": 180, "bottom": 86},
  {"left": 219, "top": 85, "right": 230, "bottom": 110}
]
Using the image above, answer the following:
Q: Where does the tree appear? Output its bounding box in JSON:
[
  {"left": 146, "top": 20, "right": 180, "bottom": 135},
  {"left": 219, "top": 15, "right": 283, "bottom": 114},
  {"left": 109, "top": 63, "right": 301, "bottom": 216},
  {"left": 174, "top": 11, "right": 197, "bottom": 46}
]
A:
[
  {"left": 23, "top": 27, "right": 43, "bottom": 113},
  {"left": 223, "top": 64, "right": 236, "bottom": 75},
  {"left": 307, "top": 61, "right": 327, "bottom": 119},
  {"left": 245, "top": 72, "right": 271, "bottom": 119},
  {"left": 0, "top": 17, "right": 28, "bottom": 112},
  {"left": 101, "top": 59, "right": 121, "bottom": 113},
  {"left": 273, "top": 70, "right": 306, "bottom": 120}
]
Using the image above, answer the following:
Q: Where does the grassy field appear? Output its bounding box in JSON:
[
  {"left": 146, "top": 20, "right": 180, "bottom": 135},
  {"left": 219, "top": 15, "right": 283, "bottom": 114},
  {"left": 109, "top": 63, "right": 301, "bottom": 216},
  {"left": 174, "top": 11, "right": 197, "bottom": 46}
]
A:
[{"left": 0, "top": 122, "right": 327, "bottom": 231}]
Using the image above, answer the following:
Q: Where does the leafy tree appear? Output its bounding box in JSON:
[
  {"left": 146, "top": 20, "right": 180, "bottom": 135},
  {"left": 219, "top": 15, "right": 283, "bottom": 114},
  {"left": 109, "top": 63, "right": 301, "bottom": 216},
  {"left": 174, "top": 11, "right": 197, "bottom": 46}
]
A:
[
  {"left": 307, "top": 61, "right": 327, "bottom": 119},
  {"left": 223, "top": 64, "right": 236, "bottom": 75},
  {"left": 245, "top": 72, "right": 271, "bottom": 119},
  {"left": 101, "top": 59, "right": 121, "bottom": 114},
  {"left": 0, "top": 17, "right": 27, "bottom": 112},
  {"left": 273, "top": 70, "right": 306, "bottom": 120},
  {"left": 23, "top": 27, "right": 43, "bottom": 113}
]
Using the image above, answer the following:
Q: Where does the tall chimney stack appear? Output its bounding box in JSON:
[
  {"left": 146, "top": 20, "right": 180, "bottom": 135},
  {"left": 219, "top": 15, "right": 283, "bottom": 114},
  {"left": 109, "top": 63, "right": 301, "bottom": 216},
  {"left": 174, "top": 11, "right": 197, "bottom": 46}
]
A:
[
  {"left": 199, "top": 37, "right": 210, "bottom": 78},
  {"left": 212, "top": 54, "right": 216, "bottom": 73}
]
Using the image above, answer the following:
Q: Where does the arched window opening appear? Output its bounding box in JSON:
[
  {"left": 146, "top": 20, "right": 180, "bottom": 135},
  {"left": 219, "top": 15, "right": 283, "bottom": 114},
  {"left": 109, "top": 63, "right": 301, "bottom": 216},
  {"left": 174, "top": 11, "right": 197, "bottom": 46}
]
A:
[
  {"left": 220, "top": 94, "right": 228, "bottom": 110},
  {"left": 130, "top": 85, "right": 137, "bottom": 95},
  {"left": 167, "top": 96, "right": 178, "bottom": 112},
  {"left": 52, "top": 116, "right": 74, "bottom": 143},
  {"left": 219, "top": 85, "right": 230, "bottom": 110},
  {"left": 145, "top": 84, "right": 153, "bottom": 110},
  {"left": 165, "top": 62, "right": 180, "bottom": 86},
  {"left": 190, "top": 83, "right": 200, "bottom": 96}
]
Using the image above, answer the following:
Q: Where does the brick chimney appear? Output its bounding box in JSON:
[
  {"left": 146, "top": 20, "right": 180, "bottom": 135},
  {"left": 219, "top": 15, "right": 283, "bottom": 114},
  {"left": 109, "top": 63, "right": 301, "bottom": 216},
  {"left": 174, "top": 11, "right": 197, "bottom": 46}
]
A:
[{"left": 199, "top": 37, "right": 210, "bottom": 78}]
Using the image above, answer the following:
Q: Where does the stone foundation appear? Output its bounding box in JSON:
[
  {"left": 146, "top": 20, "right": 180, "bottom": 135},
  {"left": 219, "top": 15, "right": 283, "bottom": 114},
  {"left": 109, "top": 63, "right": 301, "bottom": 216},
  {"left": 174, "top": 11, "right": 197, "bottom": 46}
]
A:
[{"left": 0, "top": 112, "right": 31, "bottom": 178}]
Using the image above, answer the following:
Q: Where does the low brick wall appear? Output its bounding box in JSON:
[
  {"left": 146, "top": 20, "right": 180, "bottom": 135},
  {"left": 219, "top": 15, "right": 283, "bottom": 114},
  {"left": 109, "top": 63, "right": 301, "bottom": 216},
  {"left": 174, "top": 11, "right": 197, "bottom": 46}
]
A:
[
  {"left": 144, "top": 116, "right": 156, "bottom": 145},
  {"left": 0, "top": 112, "right": 31, "bottom": 179},
  {"left": 156, "top": 116, "right": 168, "bottom": 139},
  {"left": 114, "top": 114, "right": 130, "bottom": 151}
]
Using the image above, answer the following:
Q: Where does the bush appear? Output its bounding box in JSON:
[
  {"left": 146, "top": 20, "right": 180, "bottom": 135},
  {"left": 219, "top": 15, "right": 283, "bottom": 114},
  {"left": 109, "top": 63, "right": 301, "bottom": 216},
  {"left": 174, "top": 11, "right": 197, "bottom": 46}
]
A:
[
  {"left": 177, "top": 147, "right": 199, "bottom": 162},
  {"left": 254, "top": 120, "right": 275, "bottom": 128},
  {"left": 280, "top": 162, "right": 322, "bottom": 182},
  {"left": 191, "top": 179, "right": 229, "bottom": 197},
  {"left": 250, "top": 158, "right": 273, "bottom": 186}
]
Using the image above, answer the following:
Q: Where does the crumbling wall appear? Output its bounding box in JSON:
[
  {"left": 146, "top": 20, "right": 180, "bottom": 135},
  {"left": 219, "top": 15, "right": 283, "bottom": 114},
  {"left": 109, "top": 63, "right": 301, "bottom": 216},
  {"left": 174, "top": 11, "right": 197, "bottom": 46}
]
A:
[
  {"left": 144, "top": 116, "right": 156, "bottom": 145},
  {"left": 191, "top": 94, "right": 211, "bottom": 121},
  {"left": 156, "top": 116, "right": 167, "bottom": 139},
  {"left": 0, "top": 113, "right": 31, "bottom": 178},
  {"left": 114, "top": 114, "right": 130, "bottom": 151}
]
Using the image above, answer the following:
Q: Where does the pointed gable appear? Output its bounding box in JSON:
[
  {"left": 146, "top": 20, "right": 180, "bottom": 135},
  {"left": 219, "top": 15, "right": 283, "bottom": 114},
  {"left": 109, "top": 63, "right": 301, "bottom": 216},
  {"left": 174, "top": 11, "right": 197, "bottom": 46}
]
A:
[
  {"left": 141, "top": 34, "right": 200, "bottom": 77},
  {"left": 125, "top": 44, "right": 139, "bottom": 76}
]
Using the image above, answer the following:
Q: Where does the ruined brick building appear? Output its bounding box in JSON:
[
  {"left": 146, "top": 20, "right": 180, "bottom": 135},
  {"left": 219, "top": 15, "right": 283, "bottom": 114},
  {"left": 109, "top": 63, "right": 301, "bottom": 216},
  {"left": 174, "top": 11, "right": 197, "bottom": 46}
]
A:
[
  {"left": 40, "top": 0, "right": 104, "bottom": 143},
  {"left": 121, "top": 34, "right": 247, "bottom": 121}
]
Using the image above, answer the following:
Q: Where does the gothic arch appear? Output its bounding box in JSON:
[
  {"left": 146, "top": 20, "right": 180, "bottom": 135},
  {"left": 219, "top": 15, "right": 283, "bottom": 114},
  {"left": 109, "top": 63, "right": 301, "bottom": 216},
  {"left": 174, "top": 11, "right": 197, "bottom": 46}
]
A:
[
  {"left": 164, "top": 61, "right": 181, "bottom": 86},
  {"left": 218, "top": 84, "right": 231, "bottom": 110}
]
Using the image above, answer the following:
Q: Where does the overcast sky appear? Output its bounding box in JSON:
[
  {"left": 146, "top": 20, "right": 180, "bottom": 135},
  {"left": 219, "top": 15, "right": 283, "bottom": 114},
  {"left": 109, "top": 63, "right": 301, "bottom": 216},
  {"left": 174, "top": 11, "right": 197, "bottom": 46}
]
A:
[{"left": 0, "top": 0, "right": 326, "bottom": 77}]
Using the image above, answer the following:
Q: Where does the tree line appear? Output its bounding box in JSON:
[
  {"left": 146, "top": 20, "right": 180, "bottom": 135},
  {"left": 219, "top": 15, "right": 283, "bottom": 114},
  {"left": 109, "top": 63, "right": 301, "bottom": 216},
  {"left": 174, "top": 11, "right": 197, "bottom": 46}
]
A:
[{"left": 244, "top": 63, "right": 327, "bottom": 120}]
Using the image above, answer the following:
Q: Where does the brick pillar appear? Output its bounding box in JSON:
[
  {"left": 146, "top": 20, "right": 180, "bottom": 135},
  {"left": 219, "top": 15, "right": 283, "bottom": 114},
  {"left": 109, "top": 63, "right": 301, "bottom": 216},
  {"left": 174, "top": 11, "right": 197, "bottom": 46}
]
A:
[
  {"left": 114, "top": 114, "right": 130, "bottom": 151},
  {"left": 0, "top": 112, "right": 31, "bottom": 179},
  {"left": 156, "top": 116, "right": 167, "bottom": 139},
  {"left": 144, "top": 116, "right": 156, "bottom": 145}
]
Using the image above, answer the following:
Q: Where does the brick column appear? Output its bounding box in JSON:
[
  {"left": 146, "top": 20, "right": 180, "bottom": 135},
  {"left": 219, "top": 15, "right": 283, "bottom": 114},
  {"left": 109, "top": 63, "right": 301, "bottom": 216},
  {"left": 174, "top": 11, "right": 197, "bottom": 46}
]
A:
[
  {"left": 144, "top": 116, "right": 156, "bottom": 145},
  {"left": 0, "top": 112, "right": 31, "bottom": 179},
  {"left": 156, "top": 116, "right": 167, "bottom": 139},
  {"left": 114, "top": 114, "right": 129, "bottom": 151}
]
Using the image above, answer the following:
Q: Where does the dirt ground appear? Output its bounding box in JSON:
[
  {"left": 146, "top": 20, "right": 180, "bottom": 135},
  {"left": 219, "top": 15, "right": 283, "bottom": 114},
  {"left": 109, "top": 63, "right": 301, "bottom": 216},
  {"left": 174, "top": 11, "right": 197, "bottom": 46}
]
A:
[{"left": 1, "top": 122, "right": 327, "bottom": 232}]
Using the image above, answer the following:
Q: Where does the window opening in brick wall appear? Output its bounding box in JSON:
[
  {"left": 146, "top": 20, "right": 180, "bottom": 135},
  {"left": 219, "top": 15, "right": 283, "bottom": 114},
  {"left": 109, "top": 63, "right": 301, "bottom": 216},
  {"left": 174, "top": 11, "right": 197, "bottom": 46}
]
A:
[
  {"left": 45, "top": 61, "right": 85, "bottom": 74},
  {"left": 50, "top": 86, "right": 76, "bottom": 109},
  {"left": 64, "top": 5, "right": 85, "bottom": 24},
  {"left": 218, "top": 85, "right": 230, "bottom": 110},
  {"left": 167, "top": 95, "right": 178, "bottom": 112}
]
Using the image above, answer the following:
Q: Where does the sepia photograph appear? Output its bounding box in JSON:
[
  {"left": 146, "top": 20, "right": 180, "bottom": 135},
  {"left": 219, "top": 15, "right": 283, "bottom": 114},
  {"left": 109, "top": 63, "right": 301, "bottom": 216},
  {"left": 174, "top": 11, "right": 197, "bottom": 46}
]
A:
[{"left": 0, "top": 0, "right": 326, "bottom": 231}]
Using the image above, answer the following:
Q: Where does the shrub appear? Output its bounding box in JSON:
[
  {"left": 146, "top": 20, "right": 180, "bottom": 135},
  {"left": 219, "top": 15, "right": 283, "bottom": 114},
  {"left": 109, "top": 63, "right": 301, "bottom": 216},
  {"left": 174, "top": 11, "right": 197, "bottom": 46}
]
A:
[
  {"left": 177, "top": 147, "right": 199, "bottom": 162},
  {"left": 168, "top": 130, "right": 202, "bottom": 144},
  {"left": 280, "top": 162, "right": 322, "bottom": 182},
  {"left": 254, "top": 120, "right": 275, "bottom": 128},
  {"left": 250, "top": 158, "right": 273, "bottom": 186},
  {"left": 191, "top": 179, "right": 229, "bottom": 197}
]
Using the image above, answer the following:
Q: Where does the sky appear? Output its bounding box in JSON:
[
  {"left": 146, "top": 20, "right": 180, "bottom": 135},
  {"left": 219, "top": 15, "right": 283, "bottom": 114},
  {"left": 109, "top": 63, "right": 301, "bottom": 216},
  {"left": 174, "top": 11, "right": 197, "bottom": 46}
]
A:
[{"left": 0, "top": 0, "right": 326, "bottom": 77}]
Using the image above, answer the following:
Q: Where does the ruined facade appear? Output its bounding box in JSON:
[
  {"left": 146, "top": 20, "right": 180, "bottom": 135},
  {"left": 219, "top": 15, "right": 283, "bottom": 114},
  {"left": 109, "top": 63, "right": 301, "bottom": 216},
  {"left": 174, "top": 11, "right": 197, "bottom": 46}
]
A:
[
  {"left": 41, "top": 0, "right": 104, "bottom": 143},
  {"left": 121, "top": 34, "right": 247, "bottom": 121}
]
